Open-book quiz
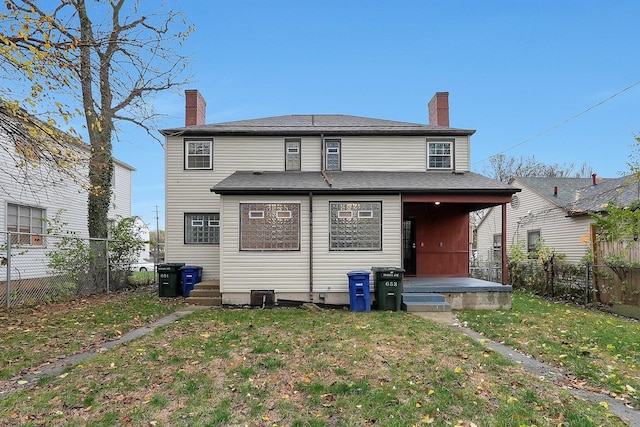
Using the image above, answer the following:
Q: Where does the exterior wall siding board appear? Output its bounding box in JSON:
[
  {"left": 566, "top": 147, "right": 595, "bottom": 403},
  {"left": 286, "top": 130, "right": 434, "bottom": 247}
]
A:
[
  {"left": 477, "top": 183, "right": 593, "bottom": 264},
  {"left": 220, "top": 195, "right": 309, "bottom": 293},
  {"left": 312, "top": 195, "right": 401, "bottom": 292},
  {"left": 340, "top": 136, "right": 426, "bottom": 172}
]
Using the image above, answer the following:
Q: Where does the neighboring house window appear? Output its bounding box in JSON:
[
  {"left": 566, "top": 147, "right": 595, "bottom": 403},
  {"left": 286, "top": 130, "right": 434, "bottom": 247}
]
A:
[
  {"left": 184, "top": 139, "right": 213, "bottom": 170},
  {"left": 527, "top": 230, "right": 540, "bottom": 256},
  {"left": 330, "top": 201, "right": 382, "bottom": 250},
  {"left": 240, "top": 203, "right": 300, "bottom": 250},
  {"left": 325, "top": 139, "right": 341, "bottom": 171},
  {"left": 427, "top": 140, "right": 453, "bottom": 169},
  {"left": 185, "top": 213, "right": 219, "bottom": 244},
  {"left": 285, "top": 138, "right": 301, "bottom": 171},
  {"left": 492, "top": 233, "right": 502, "bottom": 266},
  {"left": 7, "top": 203, "right": 44, "bottom": 245}
]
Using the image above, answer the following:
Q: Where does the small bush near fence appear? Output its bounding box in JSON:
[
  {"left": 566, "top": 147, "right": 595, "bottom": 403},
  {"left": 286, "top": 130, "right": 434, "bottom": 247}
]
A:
[{"left": 1, "top": 231, "right": 156, "bottom": 308}]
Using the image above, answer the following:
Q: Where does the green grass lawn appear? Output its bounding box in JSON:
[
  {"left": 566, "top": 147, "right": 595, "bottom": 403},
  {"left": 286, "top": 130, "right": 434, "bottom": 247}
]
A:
[
  {"left": 0, "top": 286, "right": 185, "bottom": 382},
  {"left": 0, "top": 300, "right": 630, "bottom": 426},
  {"left": 458, "top": 291, "right": 640, "bottom": 408}
]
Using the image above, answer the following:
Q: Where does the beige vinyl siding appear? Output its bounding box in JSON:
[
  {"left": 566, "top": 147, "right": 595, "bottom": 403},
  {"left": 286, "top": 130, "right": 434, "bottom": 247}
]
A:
[
  {"left": 220, "top": 195, "right": 310, "bottom": 293},
  {"left": 454, "top": 135, "right": 470, "bottom": 171},
  {"left": 312, "top": 194, "right": 402, "bottom": 292},
  {"left": 476, "top": 184, "right": 593, "bottom": 264},
  {"left": 340, "top": 136, "right": 427, "bottom": 171},
  {"left": 301, "top": 137, "right": 321, "bottom": 171}
]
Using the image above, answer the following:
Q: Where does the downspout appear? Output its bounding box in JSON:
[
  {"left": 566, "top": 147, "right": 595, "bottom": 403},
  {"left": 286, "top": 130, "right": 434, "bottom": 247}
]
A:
[{"left": 309, "top": 192, "right": 314, "bottom": 302}]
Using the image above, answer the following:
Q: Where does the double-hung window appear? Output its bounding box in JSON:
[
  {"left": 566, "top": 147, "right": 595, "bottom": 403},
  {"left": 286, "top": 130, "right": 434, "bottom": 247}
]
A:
[
  {"left": 325, "top": 139, "right": 341, "bottom": 171},
  {"left": 492, "top": 233, "right": 502, "bottom": 266},
  {"left": 185, "top": 213, "right": 219, "bottom": 244},
  {"left": 7, "top": 203, "right": 44, "bottom": 245},
  {"left": 527, "top": 230, "right": 540, "bottom": 256},
  {"left": 427, "top": 139, "right": 453, "bottom": 170},
  {"left": 240, "top": 202, "right": 300, "bottom": 250},
  {"left": 330, "top": 201, "right": 382, "bottom": 250},
  {"left": 184, "top": 139, "right": 213, "bottom": 170},
  {"left": 285, "top": 138, "right": 301, "bottom": 171}
]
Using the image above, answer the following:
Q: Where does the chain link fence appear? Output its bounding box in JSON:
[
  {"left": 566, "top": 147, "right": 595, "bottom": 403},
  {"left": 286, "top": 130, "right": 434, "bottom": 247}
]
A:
[{"left": 1, "top": 231, "right": 155, "bottom": 307}]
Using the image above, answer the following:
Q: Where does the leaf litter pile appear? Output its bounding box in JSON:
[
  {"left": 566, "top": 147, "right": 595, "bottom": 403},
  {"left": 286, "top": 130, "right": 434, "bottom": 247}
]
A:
[{"left": 0, "top": 305, "right": 627, "bottom": 426}]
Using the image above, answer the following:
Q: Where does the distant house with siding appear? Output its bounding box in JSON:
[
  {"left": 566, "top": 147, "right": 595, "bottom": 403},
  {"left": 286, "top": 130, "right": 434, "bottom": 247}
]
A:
[
  {"left": 162, "top": 90, "right": 519, "bottom": 305},
  {"left": 0, "top": 105, "right": 135, "bottom": 282},
  {"left": 475, "top": 174, "right": 636, "bottom": 265}
]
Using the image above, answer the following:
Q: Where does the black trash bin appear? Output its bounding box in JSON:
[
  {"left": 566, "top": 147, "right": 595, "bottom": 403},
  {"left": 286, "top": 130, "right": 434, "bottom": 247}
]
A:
[
  {"left": 157, "top": 263, "right": 185, "bottom": 297},
  {"left": 372, "top": 267, "right": 404, "bottom": 311}
]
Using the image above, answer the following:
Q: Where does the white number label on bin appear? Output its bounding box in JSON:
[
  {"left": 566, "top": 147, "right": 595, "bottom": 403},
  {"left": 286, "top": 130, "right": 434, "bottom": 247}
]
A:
[{"left": 387, "top": 281, "right": 398, "bottom": 287}]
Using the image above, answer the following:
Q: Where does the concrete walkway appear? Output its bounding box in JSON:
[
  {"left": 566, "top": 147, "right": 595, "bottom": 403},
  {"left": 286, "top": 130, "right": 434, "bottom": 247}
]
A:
[{"left": 414, "top": 312, "right": 640, "bottom": 425}]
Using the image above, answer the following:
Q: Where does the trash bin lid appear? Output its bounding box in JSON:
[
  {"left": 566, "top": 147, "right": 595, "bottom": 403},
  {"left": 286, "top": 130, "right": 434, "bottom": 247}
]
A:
[{"left": 347, "top": 270, "right": 371, "bottom": 276}]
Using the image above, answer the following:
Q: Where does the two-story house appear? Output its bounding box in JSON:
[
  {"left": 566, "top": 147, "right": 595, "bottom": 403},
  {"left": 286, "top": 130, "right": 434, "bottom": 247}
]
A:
[
  {"left": 1, "top": 104, "right": 135, "bottom": 286},
  {"left": 162, "top": 90, "right": 518, "bottom": 305}
]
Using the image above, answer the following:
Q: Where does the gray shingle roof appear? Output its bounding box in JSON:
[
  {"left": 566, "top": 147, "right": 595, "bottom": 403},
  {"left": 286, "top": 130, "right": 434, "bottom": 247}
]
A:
[
  {"left": 514, "top": 176, "right": 640, "bottom": 215},
  {"left": 212, "top": 171, "right": 518, "bottom": 195},
  {"left": 161, "top": 114, "right": 475, "bottom": 137}
]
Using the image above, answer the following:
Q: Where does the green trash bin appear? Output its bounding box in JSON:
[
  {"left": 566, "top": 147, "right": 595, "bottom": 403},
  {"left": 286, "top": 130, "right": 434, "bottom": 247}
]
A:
[
  {"left": 372, "top": 267, "right": 404, "bottom": 311},
  {"left": 157, "top": 263, "right": 185, "bottom": 297}
]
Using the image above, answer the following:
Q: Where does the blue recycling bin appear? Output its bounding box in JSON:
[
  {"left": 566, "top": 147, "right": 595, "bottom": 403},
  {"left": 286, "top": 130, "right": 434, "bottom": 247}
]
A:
[
  {"left": 180, "top": 265, "right": 203, "bottom": 297},
  {"left": 347, "top": 270, "right": 371, "bottom": 312}
]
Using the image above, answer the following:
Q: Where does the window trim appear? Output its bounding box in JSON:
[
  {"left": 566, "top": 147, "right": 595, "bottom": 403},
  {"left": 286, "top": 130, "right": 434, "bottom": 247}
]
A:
[
  {"left": 426, "top": 138, "right": 454, "bottom": 170},
  {"left": 184, "top": 138, "right": 213, "bottom": 170},
  {"left": 284, "top": 138, "right": 301, "bottom": 171},
  {"left": 6, "top": 203, "right": 45, "bottom": 246},
  {"left": 325, "top": 138, "right": 341, "bottom": 171},
  {"left": 492, "top": 233, "right": 502, "bottom": 266},
  {"left": 527, "top": 229, "right": 541, "bottom": 255},
  {"left": 184, "top": 213, "right": 220, "bottom": 245}
]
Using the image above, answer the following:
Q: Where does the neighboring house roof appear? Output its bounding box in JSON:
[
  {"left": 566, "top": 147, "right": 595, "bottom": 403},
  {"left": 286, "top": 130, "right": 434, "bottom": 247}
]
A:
[
  {"left": 511, "top": 176, "right": 640, "bottom": 216},
  {"left": 213, "top": 170, "right": 518, "bottom": 196},
  {"left": 161, "top": 114, "right": 475, "bottom": 137}
]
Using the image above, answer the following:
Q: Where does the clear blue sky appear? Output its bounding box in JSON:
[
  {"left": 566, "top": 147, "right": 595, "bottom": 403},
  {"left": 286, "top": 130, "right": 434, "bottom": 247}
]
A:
[{"left": 111, "top": 1, "right": 640, "bottom": 230}]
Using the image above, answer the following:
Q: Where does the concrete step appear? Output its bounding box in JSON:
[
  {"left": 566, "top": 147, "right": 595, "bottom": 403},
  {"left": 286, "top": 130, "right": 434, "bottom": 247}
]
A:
[
  {"left": 189, "top": 288, "right": 221, "bottom": 298},
  {"left": 401, "top": 293, "right": 451, "bottom": 312},
  {"left": 402, "top": 301, "right": 452, "bottom": 313},
  {"left": 186, "top": 296, "right": 222, "bottom": 306},
  {"left": 402, "top": 293, "right": 446, "bottom": 303}
]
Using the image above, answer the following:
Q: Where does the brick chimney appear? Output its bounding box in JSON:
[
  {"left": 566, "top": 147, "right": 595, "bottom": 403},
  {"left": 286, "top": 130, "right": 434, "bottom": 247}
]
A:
[
  {"left": 185, "top": 89, "right": 206, "bottom": 126},
  {"left": 428, "top": 92, "right": 449, "bottom": 127}
]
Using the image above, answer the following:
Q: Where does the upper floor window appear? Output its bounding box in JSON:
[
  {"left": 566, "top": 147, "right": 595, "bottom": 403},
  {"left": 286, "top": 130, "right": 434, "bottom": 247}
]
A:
[
  {"left": 7, "top": 203, "right": 44, "bottom": 245},
  {"left": 184, "top": 139, "right": 213, "bottom": 170},
  {"left": 330, "top": 201, "right": 382, "bottom": 251},
  {"left": 325, "top": 139, "right": 341, "bottom": 171},
  {"left": 285, "top": 138, "right": 301, "bottom": 171},
  {"left": 240, "top": 202, "right": 300, "bottom": 251},
  {"left": 427, "top": 140, "right": 453, "bottom": 169},
  {"left": 185, "top": 213, "right": 219, "bottom": 244}
]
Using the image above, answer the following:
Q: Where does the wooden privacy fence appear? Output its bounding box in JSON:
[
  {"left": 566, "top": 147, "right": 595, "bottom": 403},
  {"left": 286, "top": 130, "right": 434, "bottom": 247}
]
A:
[{"left": 593, "top": 240, "right": 640, "bottom": 306}]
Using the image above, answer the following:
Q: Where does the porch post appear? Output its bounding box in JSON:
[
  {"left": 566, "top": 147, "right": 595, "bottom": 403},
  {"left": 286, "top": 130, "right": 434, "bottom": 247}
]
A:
[{"left": 501, "top": 203, "right": 507, "bottom": 285}]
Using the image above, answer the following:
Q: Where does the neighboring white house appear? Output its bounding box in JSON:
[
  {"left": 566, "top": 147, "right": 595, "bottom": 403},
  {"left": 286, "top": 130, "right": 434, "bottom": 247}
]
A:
[
  {"left": 0, "top": 105, "right": 135, "bottom": 281},
  {"left": 475, "top": 175, "right": 635, "bottom": 264},
  {"left": 163, "top": 91, "right": 518, "bottom": 305}
]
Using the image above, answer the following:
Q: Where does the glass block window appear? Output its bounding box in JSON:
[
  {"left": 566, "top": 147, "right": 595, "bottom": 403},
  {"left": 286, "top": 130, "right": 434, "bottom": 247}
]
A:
[
  {"left": 240, "top": 203, "right": 300, "bottom": 250},
  {"left": 427, "top": 140, "right": 453, "bottom": 169},
  {"left": 325, "top": 139, "right": 341, "bottom": 171},
  {"left": 185, "top": 213, "right": 219, "bottom": 244},
  {"left": 7, "top": 203, "right": 45, "bottom": 245},
  {"left": 330, "top": 201, "right": 382, "bottom": 251},
  {"left": 184, "top": 139, "right": 213, "bottom": 170},
  {"left": 285, "top": 138, "right": 301, "bottom": 171}
]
